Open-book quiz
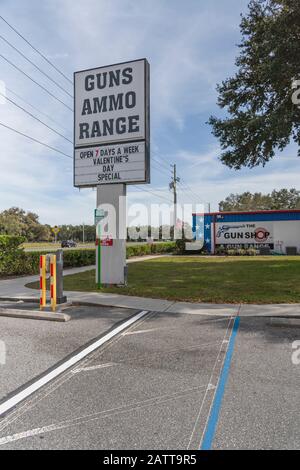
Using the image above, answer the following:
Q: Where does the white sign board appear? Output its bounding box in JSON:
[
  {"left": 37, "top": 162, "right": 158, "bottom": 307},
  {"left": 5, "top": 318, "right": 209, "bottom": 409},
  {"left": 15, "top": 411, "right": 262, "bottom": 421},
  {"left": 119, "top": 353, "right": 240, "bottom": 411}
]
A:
[
  {"left": 216, "top": 222, "right": 273, "bottom": 244},
  {"left": 75, "top": 141, "right": 146, "bottom": 186},
  {"left": 74, "top": 59, "right": 150, "bottom": 187}
]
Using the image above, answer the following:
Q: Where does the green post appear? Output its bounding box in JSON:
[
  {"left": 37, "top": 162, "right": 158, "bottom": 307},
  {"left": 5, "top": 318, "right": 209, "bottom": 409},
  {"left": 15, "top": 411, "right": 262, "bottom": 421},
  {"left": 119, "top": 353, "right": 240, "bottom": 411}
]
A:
[{"left": 97, "top": 224, "right": 101, "bottom": 289}]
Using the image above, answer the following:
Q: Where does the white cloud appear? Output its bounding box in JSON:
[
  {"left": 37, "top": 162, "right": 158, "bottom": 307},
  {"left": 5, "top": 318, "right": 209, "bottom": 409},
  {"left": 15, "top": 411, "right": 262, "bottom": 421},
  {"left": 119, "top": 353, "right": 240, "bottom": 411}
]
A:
[{"left": 1, "top": 0, "right": 295, "bottom": 227}]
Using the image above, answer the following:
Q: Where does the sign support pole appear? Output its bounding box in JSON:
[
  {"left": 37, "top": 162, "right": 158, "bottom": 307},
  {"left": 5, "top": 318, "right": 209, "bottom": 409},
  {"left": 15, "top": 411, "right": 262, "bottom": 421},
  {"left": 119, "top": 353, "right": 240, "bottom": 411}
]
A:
[
  {"left": 97, "top": 224, "right": 101, "bottom": 289},
  {"left": 96, "top": 184, "right": 126, "bottom": 286}
]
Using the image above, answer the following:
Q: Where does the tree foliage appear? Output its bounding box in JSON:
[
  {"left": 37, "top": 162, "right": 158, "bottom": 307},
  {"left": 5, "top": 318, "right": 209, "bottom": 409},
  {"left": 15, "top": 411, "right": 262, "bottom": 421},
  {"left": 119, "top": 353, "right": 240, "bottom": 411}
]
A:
[
  {"left": 209, "top": 0, "right": 300, "bottom": 169},
  {"left": 0, "top": 207, "right": 52, "bottom": 242},
  {"left": 219, "top": 188, "right": 300, "bottom": 211}
]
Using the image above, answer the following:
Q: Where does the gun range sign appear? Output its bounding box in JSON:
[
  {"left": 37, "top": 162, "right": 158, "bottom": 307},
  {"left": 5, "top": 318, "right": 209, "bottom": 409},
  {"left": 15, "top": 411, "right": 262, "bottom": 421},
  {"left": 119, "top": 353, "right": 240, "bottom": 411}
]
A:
[{"left": 74, "top": 59, "right": 150, "bottom": 187}]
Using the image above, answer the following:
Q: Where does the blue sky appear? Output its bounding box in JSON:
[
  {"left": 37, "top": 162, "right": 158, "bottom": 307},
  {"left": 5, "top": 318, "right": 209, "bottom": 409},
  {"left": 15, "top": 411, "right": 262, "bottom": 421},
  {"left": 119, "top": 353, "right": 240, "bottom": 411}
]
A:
[{"left": 0, "top": 0, "right": 299, "bottom": 225}]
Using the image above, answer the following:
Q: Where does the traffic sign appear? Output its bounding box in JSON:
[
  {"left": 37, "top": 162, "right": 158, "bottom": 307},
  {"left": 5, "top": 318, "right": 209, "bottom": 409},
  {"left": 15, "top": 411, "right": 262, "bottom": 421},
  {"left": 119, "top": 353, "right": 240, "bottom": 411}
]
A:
[
  {"left": 94, "top": 208, "right": 106, "bottom": 225},
  {"left": 52, "top": 226, "right": 60, "bottom": 235}
]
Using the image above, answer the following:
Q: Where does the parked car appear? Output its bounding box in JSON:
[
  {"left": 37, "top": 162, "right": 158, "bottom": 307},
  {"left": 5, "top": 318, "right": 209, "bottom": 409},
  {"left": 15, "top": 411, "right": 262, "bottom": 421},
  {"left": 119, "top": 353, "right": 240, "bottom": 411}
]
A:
[{"left": 61, "top": 240, "right": 77, "bottom": 248}]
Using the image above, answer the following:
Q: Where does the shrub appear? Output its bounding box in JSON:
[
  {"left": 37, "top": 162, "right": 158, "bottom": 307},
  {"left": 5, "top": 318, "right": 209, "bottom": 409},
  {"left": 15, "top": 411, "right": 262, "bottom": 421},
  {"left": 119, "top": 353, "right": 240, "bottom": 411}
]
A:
[
  {"left": 0, "top": 242, "right": 176, "bottom": 277},
  {"left": 175, "top": 239, "right": 187, "bottom": 255},
  {"left": 245, "top": 248, "right": 258, "bottom": 256},
  {"left": 215, "top": 246, "right": 226, "bottom": 256},
  {"left": 0, "top": 235, "right": 26, "bottom": 276},
  {"left": 226, "top": 249, "right": 237, "bottom": 256},
  {"left": 127, "top": 242, "right": 175, "bottom": 258}
]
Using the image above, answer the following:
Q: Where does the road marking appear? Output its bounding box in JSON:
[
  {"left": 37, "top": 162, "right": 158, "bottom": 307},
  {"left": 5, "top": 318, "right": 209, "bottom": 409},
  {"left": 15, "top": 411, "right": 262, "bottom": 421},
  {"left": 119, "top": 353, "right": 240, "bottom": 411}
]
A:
[
  {"left": 122, "top": 327, "right": 161, "bottom": 336},
  {"left": 184, "top": 312, "right": 234, "bottom": 317},
  {"left": 71, "top": 363, "right": 116, "bottom": 374},
  {"left": 187, "top": 316, "right": 234, "bottom": 449},
  {"left": 0, "top": 384, "right": 208, "bottom": 446},
  {"left": 0, "top": 311, "right": 156, "bottom": 434},
  {"left": 200, "top": 316, "right": 240, "bottom": 450},
  {"left": 0, "top": 310, "right": 149, "bottom": 418}
]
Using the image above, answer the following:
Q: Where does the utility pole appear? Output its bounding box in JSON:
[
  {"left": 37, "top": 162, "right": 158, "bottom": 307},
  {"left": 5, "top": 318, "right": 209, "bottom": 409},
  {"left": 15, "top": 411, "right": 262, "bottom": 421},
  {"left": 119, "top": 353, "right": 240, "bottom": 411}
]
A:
[
  {"left": 82, "top": 222, "right": 85, "bottom": 244},
  {"left": 169, "top": 164, "right": 180, "bottom": 240}
]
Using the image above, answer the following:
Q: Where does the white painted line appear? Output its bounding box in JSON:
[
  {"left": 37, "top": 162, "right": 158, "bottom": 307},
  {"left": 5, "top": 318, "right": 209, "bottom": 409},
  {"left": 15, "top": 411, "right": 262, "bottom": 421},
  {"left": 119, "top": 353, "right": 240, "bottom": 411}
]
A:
[
  {"left": 71, "top": 362, "right": 116, "bottom": 374},
  {"left": 184, "top": 311, "right": 233, "bottom": 317},
  {"left": 0, "top": 383, "right": 209, "bottom": 446},
  {"left": 0, "top": 310, "right": 149, "bottom": 418},
  {"left": 122, "top": 327, "right": 161, "bottom": 336}
]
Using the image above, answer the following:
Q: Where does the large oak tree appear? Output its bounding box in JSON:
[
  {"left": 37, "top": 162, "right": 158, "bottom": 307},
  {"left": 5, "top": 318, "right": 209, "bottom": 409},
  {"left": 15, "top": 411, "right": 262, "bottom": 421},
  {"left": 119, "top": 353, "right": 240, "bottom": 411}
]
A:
[{"left": 209, "top": 0, "right": 300, "bottom": 169}]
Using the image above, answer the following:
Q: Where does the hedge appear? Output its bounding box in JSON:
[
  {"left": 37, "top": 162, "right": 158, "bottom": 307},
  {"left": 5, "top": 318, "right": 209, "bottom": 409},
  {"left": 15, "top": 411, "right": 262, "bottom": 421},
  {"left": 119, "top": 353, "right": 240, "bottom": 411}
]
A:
[
  {"left": 0, "top": 235, "right": 26, "bottom": 276},
  {"left": 0, "top": 242, "right": 175, "bottom": 277}
]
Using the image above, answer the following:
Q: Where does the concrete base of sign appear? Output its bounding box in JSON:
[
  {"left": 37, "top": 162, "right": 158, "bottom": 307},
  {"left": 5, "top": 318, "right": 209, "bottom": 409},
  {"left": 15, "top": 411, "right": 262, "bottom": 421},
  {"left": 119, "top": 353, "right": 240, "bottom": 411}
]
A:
[
  {"left": 96, "top": 183, "right": 127, "bottom": 286},
  {"left": 57, "top": 296, "right": 68, "bottom": 304}
]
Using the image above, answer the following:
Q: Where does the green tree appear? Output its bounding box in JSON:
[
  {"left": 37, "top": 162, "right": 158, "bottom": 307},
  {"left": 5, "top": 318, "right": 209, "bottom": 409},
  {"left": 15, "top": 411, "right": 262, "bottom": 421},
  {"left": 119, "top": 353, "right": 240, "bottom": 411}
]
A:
[
  {"left": 219, "top": 188, "right": 300, "bottom": 211},
  {"left": 209, "top": 0, "right": 300, "bottom": 169},
  {"left": 0, "top": 207, "right": 52, "bottom": 241}
]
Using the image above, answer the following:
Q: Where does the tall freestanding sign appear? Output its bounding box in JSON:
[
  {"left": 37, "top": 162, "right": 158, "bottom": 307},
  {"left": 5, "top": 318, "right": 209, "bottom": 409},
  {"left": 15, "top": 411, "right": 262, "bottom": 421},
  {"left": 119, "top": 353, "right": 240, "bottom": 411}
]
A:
[{"left": 74, "top": 59, "right": 150, "bottom": 285}]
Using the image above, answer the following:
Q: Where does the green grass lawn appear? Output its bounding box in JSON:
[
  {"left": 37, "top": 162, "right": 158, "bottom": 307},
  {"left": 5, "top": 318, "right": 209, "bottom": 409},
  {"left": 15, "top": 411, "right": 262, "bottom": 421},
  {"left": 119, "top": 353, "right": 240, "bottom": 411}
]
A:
[
  {"left": 22, "top": 241, "right": 169, "bottom": 251},
  {"left": 22, "top": 242, "right": 95, "bottom": 251},
  {"left": 26, "top": 256, "right": 300, "bottom": 304}
]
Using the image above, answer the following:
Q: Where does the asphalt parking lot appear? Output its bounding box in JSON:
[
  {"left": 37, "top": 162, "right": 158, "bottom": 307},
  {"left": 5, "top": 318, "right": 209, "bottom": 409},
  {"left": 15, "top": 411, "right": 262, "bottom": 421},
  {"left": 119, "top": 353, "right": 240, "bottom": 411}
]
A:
[
  {"left": 0, "top": 308, "right": 299, "bottom": 450},
  {"left": 0, "top": 303, "right": 138, "bottom": 402}
]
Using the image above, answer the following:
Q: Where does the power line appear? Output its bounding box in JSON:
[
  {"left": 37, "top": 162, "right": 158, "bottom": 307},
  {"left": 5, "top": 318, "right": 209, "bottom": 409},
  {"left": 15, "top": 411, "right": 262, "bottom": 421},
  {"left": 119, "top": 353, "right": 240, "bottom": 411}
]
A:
[
  {"left": 0, "top": 15, "right": 73, "bottom": 85},
  {"left": 6, "top": 87, "right": 71, "bottom": 134},
  {"left": 177, "top": 184, "right": 198, "bottom": 204},
  {"left": 0, "top": 121, "right": 72, "bottom": 159},
  {"left": 0, "top": 53, "right": 73, "bottom": 111},
  {"left": 179, "top": 178, "right": 203, "bottom": 202},
  {"left": 152, "top": 153, "right": 172, "bottom": 172},
  {"left": 151, "top": 160, "right": 172, "bottom": 178},
  {"left": 0, "top": 91, "right": 72, "bottom": 143},
  {"left": 0, "top": 34, "right": 73, "bottom": 98},
  {"left": 132, "top": 185, "right": 173, "bottom": 204}
]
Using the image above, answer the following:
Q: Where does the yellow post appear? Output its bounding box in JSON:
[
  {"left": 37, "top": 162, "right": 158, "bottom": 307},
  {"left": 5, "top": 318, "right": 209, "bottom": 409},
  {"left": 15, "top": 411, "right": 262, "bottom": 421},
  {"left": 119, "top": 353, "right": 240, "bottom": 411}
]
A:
[
  {"left": 40, "top": 255, "right": 46, "bottom": 310},
  {"left": 50, "top": 254, "right": 57, "bottom": 312}
]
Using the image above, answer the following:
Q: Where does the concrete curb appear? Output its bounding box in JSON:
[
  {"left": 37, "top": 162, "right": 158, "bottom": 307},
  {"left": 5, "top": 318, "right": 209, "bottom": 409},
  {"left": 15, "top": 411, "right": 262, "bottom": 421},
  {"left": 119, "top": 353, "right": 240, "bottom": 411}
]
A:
[
  {"left": 0, "top": 297, "right": 39, "bottom": 303},
  {"left": 0, "top": 307, "right": 70, "bottom": 322}
]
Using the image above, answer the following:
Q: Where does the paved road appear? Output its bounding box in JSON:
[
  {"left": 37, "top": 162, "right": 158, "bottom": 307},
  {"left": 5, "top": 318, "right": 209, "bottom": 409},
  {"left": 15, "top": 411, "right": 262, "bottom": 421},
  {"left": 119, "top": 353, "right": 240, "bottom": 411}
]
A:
[
  {"left": 0, "top": 304, "right": 138, "bottom": 403},
  {"left": 0, "top": 309, "right": 299, "bottom": 449}
]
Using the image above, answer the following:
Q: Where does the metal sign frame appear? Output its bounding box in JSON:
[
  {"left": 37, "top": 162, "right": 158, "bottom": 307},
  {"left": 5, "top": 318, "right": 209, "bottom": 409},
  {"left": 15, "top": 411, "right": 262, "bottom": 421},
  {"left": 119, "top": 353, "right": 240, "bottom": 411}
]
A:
[{"left": 74, "top": 58, "right": 150, "bottom": 188}]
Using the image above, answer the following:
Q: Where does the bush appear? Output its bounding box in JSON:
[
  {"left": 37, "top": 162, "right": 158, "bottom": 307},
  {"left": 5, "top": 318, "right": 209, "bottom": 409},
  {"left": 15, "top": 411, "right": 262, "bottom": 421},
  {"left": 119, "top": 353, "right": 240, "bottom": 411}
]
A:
[
  {"left": 215, "top": 246, "right": 226, "bottom": 256},
  {"left": 245, "top": 248, "right": 258, "bottom": 256},
  {"left": 175, "top": 239, "right": 208, "bottom": 255},
  {"left": 221, "top": 247, "right": 258, "bottom": 256},
  {"left": 127, "top": 242, "right": 175, "bottom": 258},
  {"left": 0, "top": 242, "right": 176, "bottom": 277},
  {"left": 0, "top": 235, "right": 26, "bottom": 276},
  {"left": 175, "top": 239, "right": 186, "bottom": 255}
]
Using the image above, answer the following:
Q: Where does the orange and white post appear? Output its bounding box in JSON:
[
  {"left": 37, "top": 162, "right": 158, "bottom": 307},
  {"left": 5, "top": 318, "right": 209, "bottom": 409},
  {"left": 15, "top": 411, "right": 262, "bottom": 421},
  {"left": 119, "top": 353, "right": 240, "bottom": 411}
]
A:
[
  {"left": 39, "top": 255, "right": 46, "bottom": 310},
  {"left": 50, "top": 254, "right": 57, "bottom": 312}
]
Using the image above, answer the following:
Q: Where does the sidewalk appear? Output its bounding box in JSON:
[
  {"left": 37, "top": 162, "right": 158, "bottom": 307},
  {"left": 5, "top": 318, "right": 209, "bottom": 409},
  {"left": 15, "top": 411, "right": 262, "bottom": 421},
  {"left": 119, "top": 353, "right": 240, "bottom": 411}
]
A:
[{"left": 0, "top": 259, "right": 300, "bottom": 317}]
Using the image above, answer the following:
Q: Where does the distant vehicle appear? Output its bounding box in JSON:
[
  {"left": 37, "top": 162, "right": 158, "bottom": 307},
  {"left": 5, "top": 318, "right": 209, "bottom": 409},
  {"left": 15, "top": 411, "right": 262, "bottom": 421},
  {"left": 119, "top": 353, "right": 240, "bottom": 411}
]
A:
[{"left": 61, "top": 240, "right": 77, "bottom": 248}]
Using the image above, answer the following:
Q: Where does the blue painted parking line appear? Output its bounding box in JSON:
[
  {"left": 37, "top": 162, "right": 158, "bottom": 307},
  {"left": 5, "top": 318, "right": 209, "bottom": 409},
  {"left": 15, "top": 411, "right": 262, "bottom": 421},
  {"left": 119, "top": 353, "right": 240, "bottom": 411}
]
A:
[{"left": 200, "top": 316, "right": 240, "bottom": 450}]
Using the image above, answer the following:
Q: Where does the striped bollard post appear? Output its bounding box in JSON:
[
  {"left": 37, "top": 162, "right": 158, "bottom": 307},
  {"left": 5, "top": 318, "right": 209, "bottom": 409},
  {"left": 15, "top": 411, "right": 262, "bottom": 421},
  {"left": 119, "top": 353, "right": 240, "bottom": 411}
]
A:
[
  {"left": 50, "top": 254, "right": 57, "bottom": 312},
  {"left": 39, "top": 255, "right": 46, "bottom": 310}
]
